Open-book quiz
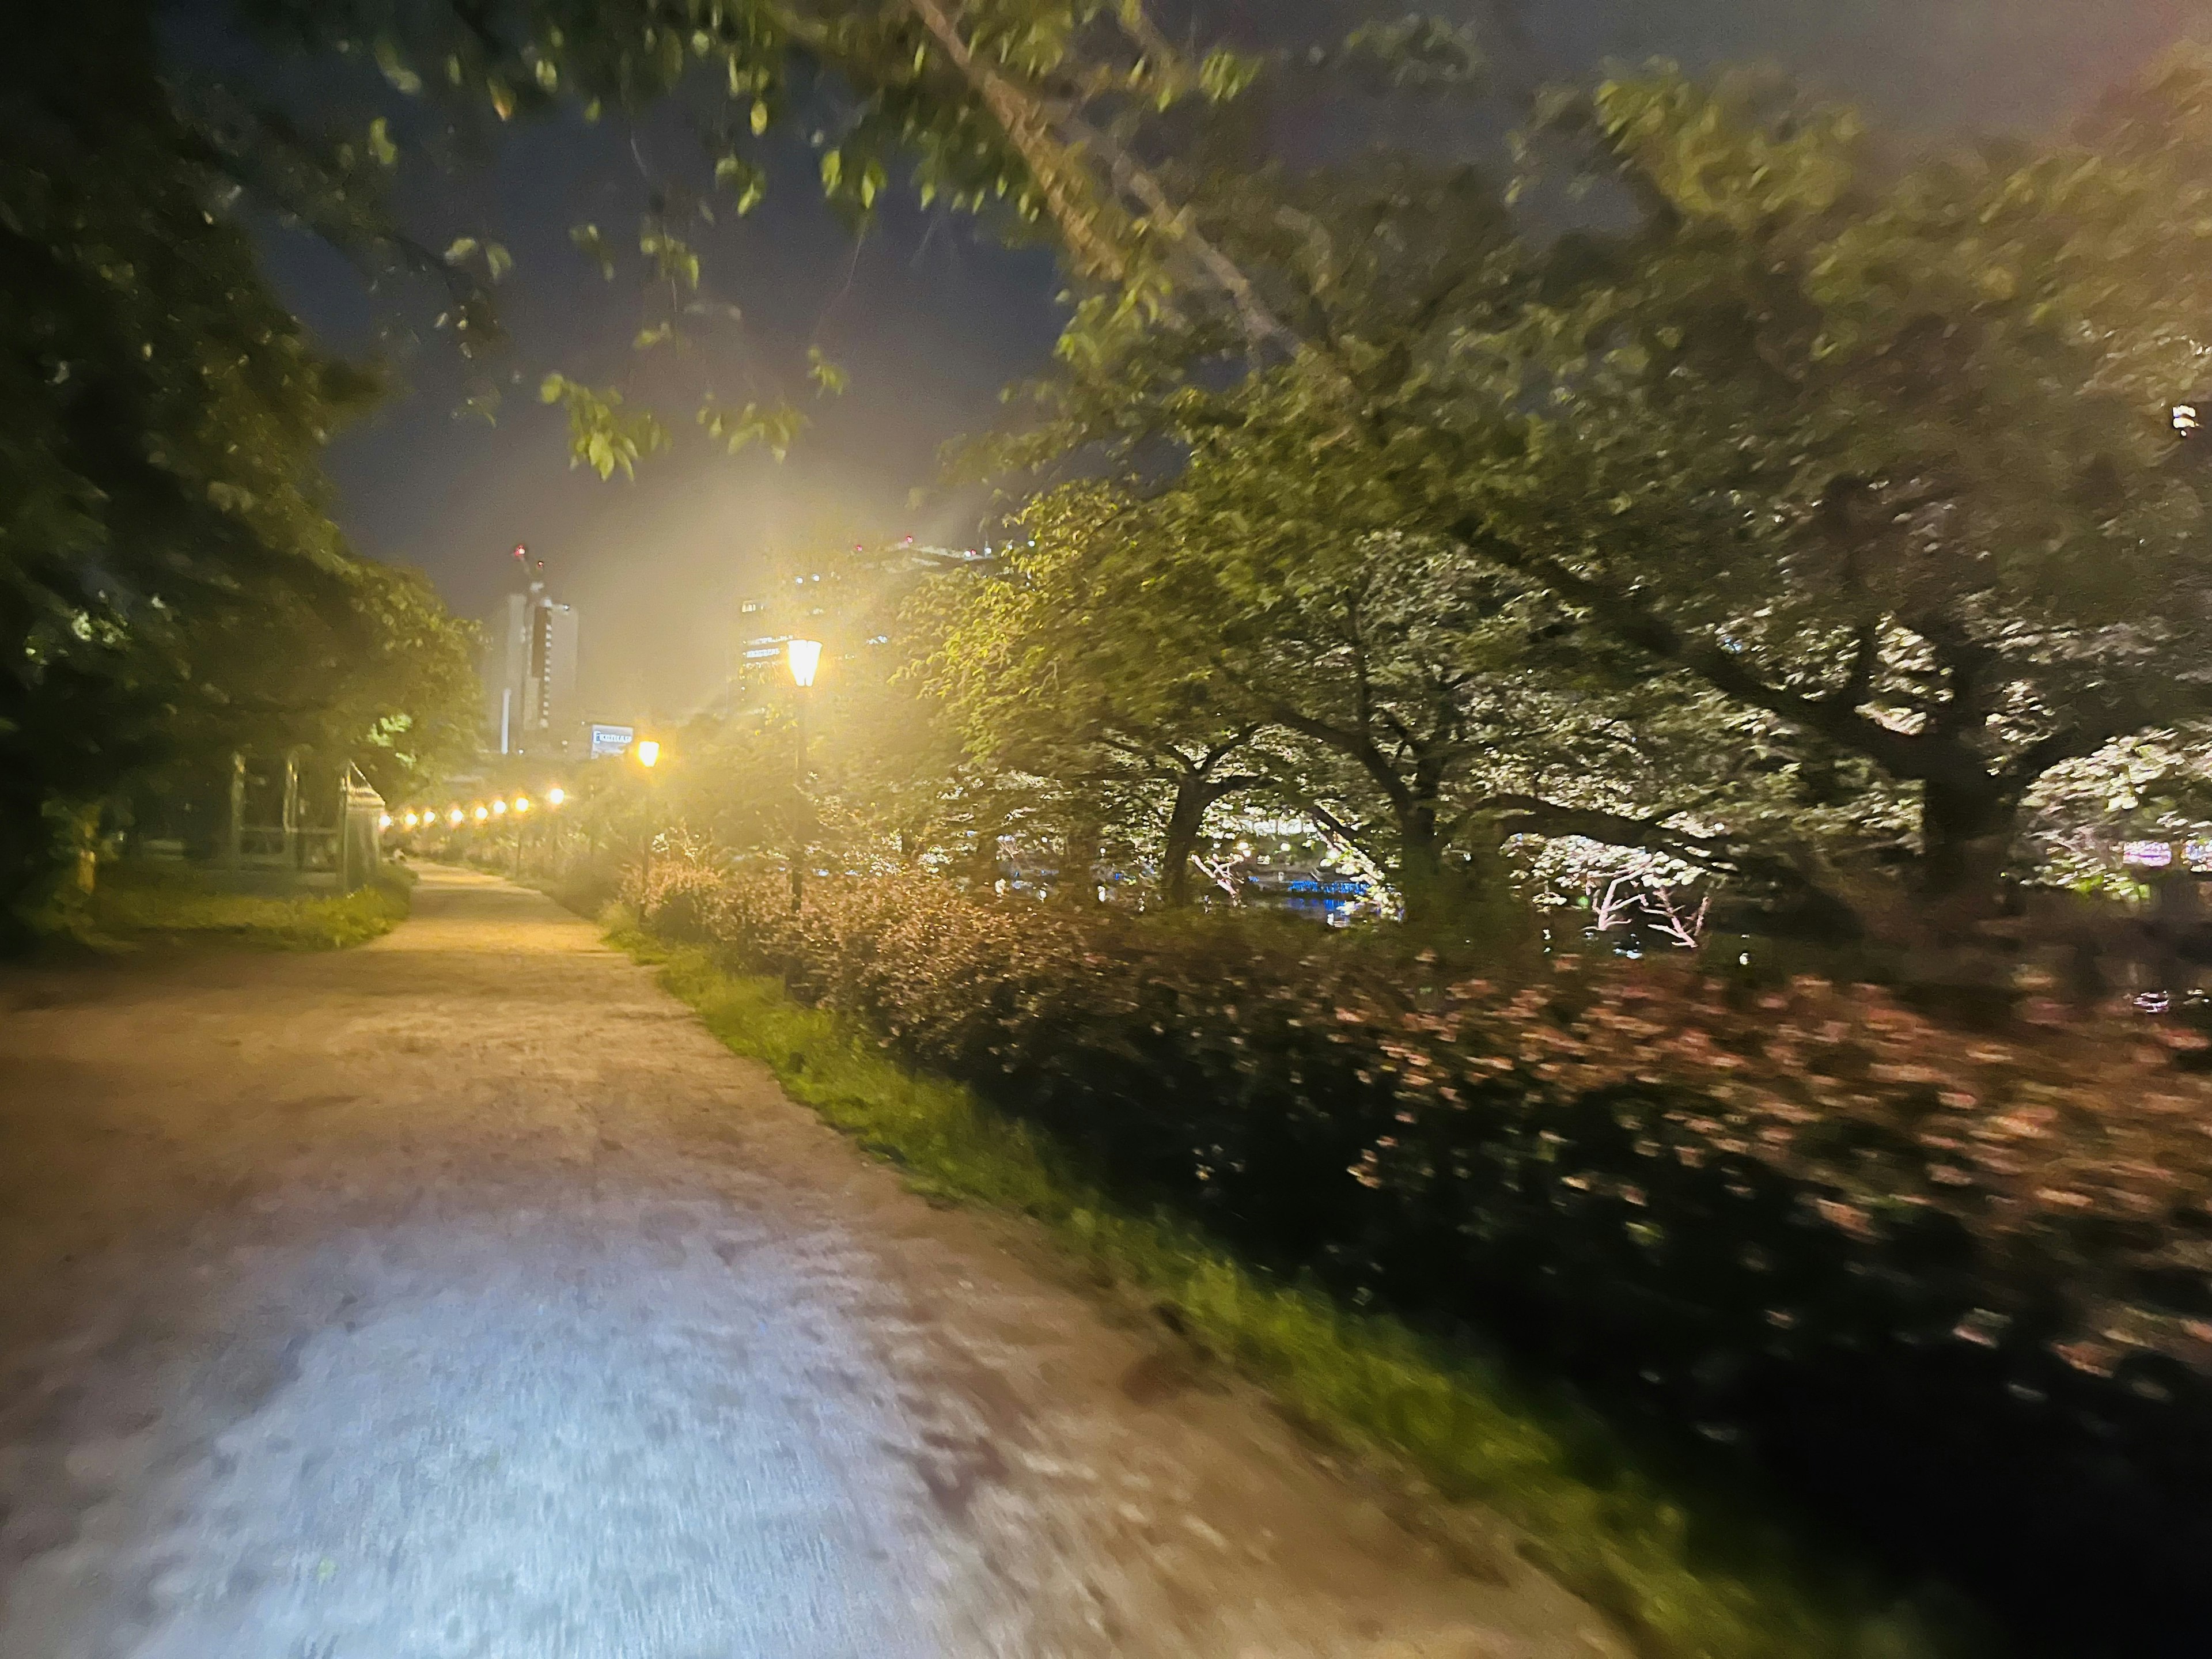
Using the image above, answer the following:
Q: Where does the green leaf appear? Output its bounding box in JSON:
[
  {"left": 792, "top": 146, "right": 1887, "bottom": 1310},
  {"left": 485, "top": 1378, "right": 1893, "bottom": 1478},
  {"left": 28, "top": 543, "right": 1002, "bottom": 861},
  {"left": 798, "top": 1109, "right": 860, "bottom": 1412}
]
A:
[
  {"left": 751, "top": 99, "right": 771, "bottom": 136},
  {"left": 715, "top": 155, "right": 767, "bottom": 215},
  {"left": 1197, "top": 49, "right": 1261, "bottom": 103},
  {"left": 569, "top": 224, "right": 616, "bottom": 280},
  {"left": 442, "top": 237, "right": 478, "bottom": 264},
  {"left": 806, "top": 347, "right": 850, "bottom": 396},
  {"left": 697, "top": 396, "right": 806, "bottom": 461},
  {"left": 543, "top": 377, "right": 669, "bottom": 479},
  {"left": 367, "top": 117, "right": 398, "bottom": 168},
  {"left": 639, "top": 228, "right": 701, "bottom": 290},
  {"left": 373, "top": 41, "right": 423, "bottom": 96}
]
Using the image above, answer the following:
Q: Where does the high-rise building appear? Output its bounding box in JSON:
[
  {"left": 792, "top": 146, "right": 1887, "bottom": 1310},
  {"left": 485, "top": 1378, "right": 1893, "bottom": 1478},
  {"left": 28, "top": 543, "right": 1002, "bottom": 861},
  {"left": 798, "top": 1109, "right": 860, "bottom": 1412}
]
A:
[{"left": 484, "top": 574, "right": 579, "bottom": 756}]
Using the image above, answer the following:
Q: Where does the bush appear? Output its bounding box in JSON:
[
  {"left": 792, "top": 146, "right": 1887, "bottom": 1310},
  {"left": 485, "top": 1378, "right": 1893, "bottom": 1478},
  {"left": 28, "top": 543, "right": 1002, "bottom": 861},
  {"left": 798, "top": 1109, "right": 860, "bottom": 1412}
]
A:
[{"left": 636, "top": 857, "right": 2212, "bottom": 1654}]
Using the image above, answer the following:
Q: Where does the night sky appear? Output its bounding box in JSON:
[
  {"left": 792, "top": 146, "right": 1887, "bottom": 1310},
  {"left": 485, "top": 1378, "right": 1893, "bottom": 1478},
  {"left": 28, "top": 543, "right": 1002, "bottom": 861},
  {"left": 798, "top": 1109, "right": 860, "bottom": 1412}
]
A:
[{"left": 252, "top": 0, "right": 2205, "bottom": 724}]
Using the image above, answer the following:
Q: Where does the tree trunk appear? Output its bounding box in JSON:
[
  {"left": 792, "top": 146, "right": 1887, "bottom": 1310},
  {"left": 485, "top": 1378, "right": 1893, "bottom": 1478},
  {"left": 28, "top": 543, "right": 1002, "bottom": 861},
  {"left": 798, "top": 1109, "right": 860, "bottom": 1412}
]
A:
[
  {"left": 1919, "top": 775, "right": 2018, "bottom": 920},
  {"left": 1393, "top": 792, "right": 1522, "bottom": 949},
  {"left": 1395, "top": 831, "right": 1463, "bottom": 935},
  {"left": 1907, "top": 774, "right": 2025, "bottom": 1001},
  {"left": 1056, "top": 811, "right": 1102, "bottom": 906},
  {"left": 968, "top": 813, "right": 1007, "bottom": 892},
  {"left": 1392, "top": 797, "right": 1462, "bottom": 934},
  {"left": 1160, "top": 776, "right": 1212, "bottom": 908}
]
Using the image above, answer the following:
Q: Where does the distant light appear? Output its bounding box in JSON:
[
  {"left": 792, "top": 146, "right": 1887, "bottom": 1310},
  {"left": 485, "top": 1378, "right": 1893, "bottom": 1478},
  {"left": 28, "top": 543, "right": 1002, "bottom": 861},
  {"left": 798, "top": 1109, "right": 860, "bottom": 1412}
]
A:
[
  {"left": 787, "top": 638, "right": 823, "bottom": 688},
  {"left": 449, "top": 808, "right": 464, "bottom": 827},
  {"left": 402, "top": 811, "right": 418, "bottom": 828},
  {"left": 2124, "top": 839, "right": 2175, "bottom": 868},
  {"left": 491, "top": 799, "right": 507, "bottom": 816},
  {"left": 474, "top": 805, "right": 490, "bottom": 823},
  {"left": 513, "top": 797, "right": 531, "bottom": 814},
  {"left": 547, "top": 787, "right": 565, "bottom": 807},
  {"left": 378, "top": 813, "right": 392, "bottom": 830},
  {"left": 636, "top": 740, "right": 661, "bottom": 769}
]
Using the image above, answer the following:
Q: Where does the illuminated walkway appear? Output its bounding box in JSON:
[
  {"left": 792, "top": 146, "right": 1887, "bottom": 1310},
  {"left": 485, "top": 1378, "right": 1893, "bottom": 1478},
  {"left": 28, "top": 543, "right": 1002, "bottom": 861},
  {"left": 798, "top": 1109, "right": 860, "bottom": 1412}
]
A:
[{"left": 0, "top": 866, "right": 1608, "bottom": 1658}]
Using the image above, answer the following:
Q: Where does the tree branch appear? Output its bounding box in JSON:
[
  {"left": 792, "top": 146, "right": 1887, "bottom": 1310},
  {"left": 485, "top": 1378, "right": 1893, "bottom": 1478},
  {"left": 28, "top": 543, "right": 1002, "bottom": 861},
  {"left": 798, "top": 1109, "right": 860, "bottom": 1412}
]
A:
[
  {"left": 1478, "top": 793, "right": 1802, "bottom": 887},
  {"left": 901, "top": 0, "right": 1132, "bottom": 283},
  {"left": 1457, "top": 521, "right": 1960, "bottom": 783}
]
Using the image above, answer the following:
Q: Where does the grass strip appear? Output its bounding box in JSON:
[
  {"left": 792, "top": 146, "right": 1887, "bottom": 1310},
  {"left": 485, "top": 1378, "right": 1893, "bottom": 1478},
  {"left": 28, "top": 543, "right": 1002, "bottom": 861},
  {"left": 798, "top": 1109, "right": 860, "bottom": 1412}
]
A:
[
  {"left": 623, "top": 927, "right": 1964, "bottom": 1659},
  {"left": 74, "top": 862, "right": 415, "bottom": 950}
]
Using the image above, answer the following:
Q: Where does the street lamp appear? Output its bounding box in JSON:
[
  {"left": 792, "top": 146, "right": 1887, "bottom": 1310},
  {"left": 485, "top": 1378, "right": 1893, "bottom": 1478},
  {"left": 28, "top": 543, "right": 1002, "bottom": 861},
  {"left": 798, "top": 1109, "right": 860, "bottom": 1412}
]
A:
[
  {"left": 786, "top": 638, "right": 822, "bottom": 690},
  {"left": 787, "top": 640, "right": 823, "bottom": 910},
  {"left": 635, "top": 737, "right": 666, "bottom": 886},
  {"left": 546, "top": 787, "right": 565, "bottom": 807}
]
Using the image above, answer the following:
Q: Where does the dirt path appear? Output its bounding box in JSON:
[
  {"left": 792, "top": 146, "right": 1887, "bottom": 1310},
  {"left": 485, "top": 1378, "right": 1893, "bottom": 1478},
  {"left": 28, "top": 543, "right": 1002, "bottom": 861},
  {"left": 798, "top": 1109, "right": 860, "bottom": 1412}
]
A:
[{"left": 0, "top": 865, "right": 1618, "bottom": 1659}]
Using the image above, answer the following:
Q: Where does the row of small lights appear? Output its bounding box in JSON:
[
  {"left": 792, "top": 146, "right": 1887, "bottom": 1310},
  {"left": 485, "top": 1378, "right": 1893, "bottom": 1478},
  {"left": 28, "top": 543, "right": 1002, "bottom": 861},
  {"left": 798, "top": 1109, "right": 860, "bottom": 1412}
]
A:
[
  {"left": 372, "top": 734, "right": 675, "bottom": 834},
  {"left": 379, "top": 786, "right": 569, "bottom": 833},
  {"left": 383, "top": 641, "right": 819, "bottom": 830}
]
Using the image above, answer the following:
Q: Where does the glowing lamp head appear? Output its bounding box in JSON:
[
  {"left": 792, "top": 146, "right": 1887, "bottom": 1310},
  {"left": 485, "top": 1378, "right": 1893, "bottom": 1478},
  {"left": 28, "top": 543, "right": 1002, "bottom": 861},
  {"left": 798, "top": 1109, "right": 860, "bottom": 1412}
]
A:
[
  {"left": 513, "top": 797, "right": 530, "bottom": 814},
  {"left": 491, "top": 799, "right": 507, "bottom": 817},
  {"left": 787, "top": 638, "right": 824, "bottom": 689},
  {"left": 449, "top": 808, "right": 464, "bottom": 827},
  {"left": 403, "top": 812, "right": 419, "bottom": 829},
  {"left": 546, "top": 787, "right": 565, "bottom": 807},
  {"left": 474, "top": 805, "right": 490, "bottom": 823},
  {"left": 635, "top": 739, "right": 661, "bottom": 769},
  {"left": 378, "top": 813, "right": 392, "bottom": 830}
]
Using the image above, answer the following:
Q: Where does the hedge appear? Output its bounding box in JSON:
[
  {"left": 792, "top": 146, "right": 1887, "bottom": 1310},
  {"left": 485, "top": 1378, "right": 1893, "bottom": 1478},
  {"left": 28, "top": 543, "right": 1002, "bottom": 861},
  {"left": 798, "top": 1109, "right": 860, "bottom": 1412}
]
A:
[{"left": 637, "top": 856, "right": 2212, "bottom": 1655}]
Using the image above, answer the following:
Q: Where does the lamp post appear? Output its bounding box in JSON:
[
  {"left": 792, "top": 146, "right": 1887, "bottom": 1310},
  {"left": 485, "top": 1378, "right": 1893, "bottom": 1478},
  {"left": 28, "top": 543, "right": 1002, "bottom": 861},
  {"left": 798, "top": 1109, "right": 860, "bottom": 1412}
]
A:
[
  {"left": 635, "top": 738, "right": 663, "bottom": 890},
  {"left": 510, "top": 796, "right": 530, "bottom": 877},
  {"left": 787, "top": 639, "right": 822, "bottom": 911}
]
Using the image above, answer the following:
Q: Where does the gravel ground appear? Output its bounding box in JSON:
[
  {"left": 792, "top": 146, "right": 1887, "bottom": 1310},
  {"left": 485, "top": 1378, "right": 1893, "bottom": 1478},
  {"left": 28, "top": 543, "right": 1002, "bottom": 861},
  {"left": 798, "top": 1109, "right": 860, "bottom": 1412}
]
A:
[{"left": 0, "top": 865, "right": 1621, "bottom": 1659}]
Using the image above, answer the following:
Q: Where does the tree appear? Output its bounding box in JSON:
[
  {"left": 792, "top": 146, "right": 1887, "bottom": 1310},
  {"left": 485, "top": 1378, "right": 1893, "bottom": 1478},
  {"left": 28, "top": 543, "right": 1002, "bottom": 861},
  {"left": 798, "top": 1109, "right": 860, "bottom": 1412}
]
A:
[
  {"left": 154, "top": 560, "right": 482, "bottom": 799},
  {"left": 975, "top": 155, "right": 1770, "bottom": 934},
  {"left": 926, "top": 487, "right": 1274, "bottom": 907},
  {"left": 1434, "top": 59, "right": 2212, "bottom": 935},
  {"left": 1, "top": 3, "right": 419, "bottom": 931}
]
